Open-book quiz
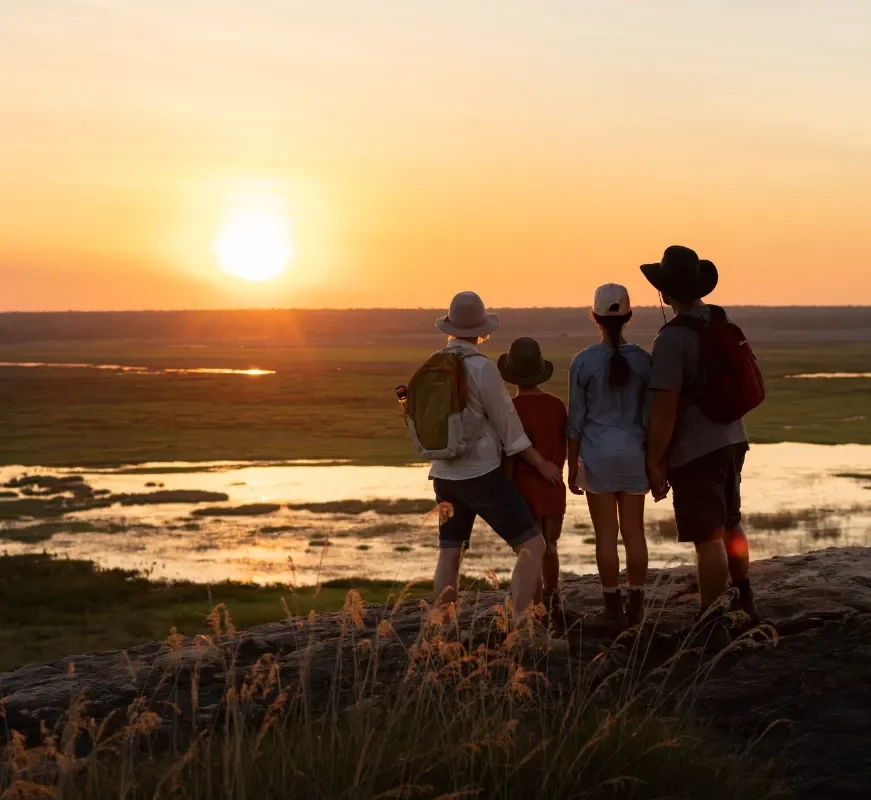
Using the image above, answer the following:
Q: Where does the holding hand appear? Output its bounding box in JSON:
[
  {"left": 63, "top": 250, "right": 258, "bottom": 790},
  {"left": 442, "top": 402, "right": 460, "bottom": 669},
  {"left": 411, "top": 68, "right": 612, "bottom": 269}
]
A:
[
  {"left": 568, "top": 460, "right": 587, "bottom": 496},
  {"left": 646, "top": 460, "right": 670, "bottom": 502},
  {"left": 536, "top": 459, "right": 564, "bottom": 489}
]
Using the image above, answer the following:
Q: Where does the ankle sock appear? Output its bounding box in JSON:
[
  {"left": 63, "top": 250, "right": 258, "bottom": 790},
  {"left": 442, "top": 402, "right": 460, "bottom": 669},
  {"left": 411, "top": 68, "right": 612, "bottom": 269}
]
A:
[
  {"left": 628, "top": 584, "right": 645, "bottom": 592},
  {"left": 602, "top": 585, "right": 620, "bottom": 594}
]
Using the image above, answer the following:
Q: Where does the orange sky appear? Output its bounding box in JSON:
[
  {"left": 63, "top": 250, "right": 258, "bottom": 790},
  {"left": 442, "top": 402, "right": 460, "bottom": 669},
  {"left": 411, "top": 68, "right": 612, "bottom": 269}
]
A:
[{"left": 2, "top": 0, "right": 870, "bottom": 310}]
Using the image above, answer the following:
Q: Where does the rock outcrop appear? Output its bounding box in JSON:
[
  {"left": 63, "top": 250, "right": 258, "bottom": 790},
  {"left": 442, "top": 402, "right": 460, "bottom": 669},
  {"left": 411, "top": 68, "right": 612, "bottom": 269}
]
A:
[{"left": 3, "top": 547, "right": 871, "bottom": 798}]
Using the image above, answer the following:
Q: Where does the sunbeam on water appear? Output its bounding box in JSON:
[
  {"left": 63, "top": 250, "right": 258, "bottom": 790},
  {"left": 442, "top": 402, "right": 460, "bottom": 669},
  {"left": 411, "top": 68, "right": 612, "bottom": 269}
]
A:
[
  {"left": 787, "top": 372, "right": 871, "bottom": 379},
  {"left": 0, "top": 362, "right": 275, "bottom": 376}
]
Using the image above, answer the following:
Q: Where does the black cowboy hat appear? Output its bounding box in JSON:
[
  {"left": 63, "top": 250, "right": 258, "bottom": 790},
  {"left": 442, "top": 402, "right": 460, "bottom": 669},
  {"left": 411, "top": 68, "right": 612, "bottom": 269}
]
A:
[
  {"left": 640, "top": 245, "right": 719, "bottom": 303},
  {"left": 498, "top": 337, "right": 553, "bottom": 387}
]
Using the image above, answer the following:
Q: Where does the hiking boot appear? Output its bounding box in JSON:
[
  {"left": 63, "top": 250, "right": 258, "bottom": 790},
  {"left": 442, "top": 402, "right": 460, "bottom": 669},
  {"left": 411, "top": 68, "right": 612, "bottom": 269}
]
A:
[
  {"left": 625, "top": 588, "right": 645, "bottom": 627},
  {"left": 688, "top": 609, "right": 732, "bottom": 652},
  {"left": 602, "top": 590, "right": 627, "bottom": 631},
  {"left": 734, "top": 588, "right": 763, "bottom": 626}
]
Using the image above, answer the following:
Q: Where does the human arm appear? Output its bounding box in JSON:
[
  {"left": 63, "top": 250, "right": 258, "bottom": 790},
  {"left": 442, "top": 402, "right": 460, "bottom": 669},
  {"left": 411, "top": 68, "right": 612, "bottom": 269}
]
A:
[
  {"left": 567, "top": 436, "right": 584, "bottom": 495},
  {"left": 502, "top": 453, "right": 517, "bottom": 480},
  {"left": 566, "top": 355, "right": 587, "bottom": 494},
  {"left": 518, "top": 445, "right": 563, "bottom": 487},
  {"left": 646, "top": 390, "right": 679, "bottom": 500},
  {"left": 646, "top": 334, "right": 685, "bottom": 501},
  {"left": 478, "top": 360, "right": 532, "bottom": 455}
]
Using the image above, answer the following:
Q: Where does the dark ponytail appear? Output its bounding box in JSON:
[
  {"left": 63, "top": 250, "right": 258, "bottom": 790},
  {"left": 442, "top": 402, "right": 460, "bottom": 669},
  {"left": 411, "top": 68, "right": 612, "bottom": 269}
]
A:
[{"left": 593, "top": 311, "right": 633, "bottom": 389}]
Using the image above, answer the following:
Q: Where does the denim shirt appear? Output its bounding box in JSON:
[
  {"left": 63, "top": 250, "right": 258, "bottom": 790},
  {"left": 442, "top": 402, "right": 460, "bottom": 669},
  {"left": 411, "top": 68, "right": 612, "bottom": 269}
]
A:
[{"left": 567, "top": 343, "right": 652, "bottom": 494}]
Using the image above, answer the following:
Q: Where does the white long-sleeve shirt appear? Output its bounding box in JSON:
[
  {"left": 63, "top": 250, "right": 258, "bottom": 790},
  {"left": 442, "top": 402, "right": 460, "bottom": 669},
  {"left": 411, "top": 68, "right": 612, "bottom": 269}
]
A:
[{"left": 428, "top": 340, "right": 532, "bottom": 481}]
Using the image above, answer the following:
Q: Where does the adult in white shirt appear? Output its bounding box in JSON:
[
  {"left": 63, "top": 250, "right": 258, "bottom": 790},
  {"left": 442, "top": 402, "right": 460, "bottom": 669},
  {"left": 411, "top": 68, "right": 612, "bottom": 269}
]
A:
[{"left": 430, "top": 292, "right": 564, "bottom": 634}]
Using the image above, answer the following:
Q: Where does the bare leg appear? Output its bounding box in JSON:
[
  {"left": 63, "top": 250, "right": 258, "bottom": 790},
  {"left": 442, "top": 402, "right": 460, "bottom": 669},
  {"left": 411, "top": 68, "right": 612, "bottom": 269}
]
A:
[
  {"left": 586, "top": 493, "right": 620, "bottom": 588},
  {"left": 433, "top": 547, "right": 463, "bottom": 606},
  {"left": 540, "top": 515, "right": 562, "bottom": 596},
  {"left": 724, "top": 524, "right": 750, "bottom": 583},
  {"left": 511, "top": 534, "right": 546, "bottom": 618},
  {"left": 694, "top": 535, "right": 729, "bottom": 609},
  {"left": 616, "top": 494, "right": 648, "bottom": 587}
]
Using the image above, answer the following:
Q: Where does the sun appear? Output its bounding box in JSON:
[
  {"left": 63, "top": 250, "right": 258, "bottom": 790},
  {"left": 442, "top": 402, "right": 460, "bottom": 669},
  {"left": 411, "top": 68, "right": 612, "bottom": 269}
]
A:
[{"left": 213, "top": 207, "right": 293, "bottom": 282}]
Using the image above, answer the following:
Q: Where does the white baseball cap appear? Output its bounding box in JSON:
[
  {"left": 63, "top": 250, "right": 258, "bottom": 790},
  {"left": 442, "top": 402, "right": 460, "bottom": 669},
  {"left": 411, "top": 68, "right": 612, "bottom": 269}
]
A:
[{"left": 593, "top": 283, "right": 631, "bottom": 317}]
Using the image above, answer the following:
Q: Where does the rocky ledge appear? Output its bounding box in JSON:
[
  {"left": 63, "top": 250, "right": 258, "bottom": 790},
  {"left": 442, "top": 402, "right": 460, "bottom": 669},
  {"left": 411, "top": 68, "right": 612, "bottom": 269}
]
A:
[{"left": 3, "top": 547, "right": 871, "bottom": 798}]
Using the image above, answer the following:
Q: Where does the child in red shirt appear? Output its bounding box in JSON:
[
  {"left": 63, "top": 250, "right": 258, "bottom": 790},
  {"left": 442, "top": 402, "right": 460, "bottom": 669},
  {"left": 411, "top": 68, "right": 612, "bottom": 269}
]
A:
[{"left": 498, "top": 337, "right": 568, "bottom": 621}]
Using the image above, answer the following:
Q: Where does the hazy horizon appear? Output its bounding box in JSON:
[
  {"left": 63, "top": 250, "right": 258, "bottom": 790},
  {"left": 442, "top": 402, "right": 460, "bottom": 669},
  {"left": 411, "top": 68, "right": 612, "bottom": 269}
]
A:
[{"left": 2, "top": 302, "right": 871, "bottom": 315}]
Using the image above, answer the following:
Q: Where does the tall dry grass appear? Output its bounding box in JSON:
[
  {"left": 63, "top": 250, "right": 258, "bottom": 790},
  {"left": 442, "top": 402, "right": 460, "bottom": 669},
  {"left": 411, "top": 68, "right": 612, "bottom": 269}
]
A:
[{"left": 1, "top": 589, "right": 788, "bottom": 800}]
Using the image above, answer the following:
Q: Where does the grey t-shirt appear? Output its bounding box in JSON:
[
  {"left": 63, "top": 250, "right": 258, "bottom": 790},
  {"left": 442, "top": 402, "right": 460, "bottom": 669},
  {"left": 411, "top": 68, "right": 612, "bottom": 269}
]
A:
[{"left": 648, "top": 304, "right": 748, "bottom": 468}]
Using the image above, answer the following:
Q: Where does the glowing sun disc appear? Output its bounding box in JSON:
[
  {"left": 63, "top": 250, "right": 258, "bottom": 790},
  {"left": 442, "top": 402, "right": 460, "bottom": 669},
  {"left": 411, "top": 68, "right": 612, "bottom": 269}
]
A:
[{"left": 213, "top": 208, "right": 293, "bottom": 282}]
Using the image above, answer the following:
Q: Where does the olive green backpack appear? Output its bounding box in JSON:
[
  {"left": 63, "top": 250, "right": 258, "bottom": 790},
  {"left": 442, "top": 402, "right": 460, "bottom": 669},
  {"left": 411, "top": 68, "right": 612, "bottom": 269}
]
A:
[{"left": 406, "top": 349, "right": 485, "bottom": 460}]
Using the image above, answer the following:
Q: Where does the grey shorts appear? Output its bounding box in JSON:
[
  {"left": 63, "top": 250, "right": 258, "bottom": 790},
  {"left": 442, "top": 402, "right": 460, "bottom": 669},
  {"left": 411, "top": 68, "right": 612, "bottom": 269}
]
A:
[
  {"left": 433, "top": 468, "right": 538, "bottom": 550},
  {"left": 667, "top": 443, "right": 749, "bottom": 543}
]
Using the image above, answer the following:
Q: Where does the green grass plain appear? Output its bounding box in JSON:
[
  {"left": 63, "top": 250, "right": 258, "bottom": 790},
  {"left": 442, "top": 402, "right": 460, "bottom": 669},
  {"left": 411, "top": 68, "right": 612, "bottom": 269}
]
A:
[
  {"left": 2, "top": 339, "right": 870, "bottom": 467},
  {"left": 0, "top": 553, "right": 447, "bottom": 672}
]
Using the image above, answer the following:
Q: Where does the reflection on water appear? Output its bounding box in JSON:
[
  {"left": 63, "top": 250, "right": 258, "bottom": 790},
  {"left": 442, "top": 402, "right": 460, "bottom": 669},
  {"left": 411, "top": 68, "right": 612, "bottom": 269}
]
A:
[
  {"left": 0, "top": 362, "right": 275, "bottom": 376},
  {"left": 165, "top": 368, "right": 274, "bottom": 376},
  {"left": 787, "top": 372, "right": 871, "bottom": 379},
  {"left": 1, "top": 443, "right": 870, "bottom": 586}
]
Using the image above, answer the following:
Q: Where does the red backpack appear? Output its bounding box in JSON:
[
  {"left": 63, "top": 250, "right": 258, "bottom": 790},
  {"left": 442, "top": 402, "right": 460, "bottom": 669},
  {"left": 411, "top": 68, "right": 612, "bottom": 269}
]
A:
[{"left": 665, "top": 306, "right": 765, "bottom": 423}]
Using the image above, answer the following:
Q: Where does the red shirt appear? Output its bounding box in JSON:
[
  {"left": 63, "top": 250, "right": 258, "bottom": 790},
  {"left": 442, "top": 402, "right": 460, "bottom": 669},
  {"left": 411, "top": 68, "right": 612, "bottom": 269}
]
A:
[{"left": 511, "top": 391, "right": 567, "bottom": 517}]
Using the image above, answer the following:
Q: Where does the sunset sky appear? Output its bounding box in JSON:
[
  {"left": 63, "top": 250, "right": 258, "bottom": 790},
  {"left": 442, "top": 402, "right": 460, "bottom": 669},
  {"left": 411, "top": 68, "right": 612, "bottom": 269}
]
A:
[{"left": 2, "top": 0, "right": 870, "bottom": 311}]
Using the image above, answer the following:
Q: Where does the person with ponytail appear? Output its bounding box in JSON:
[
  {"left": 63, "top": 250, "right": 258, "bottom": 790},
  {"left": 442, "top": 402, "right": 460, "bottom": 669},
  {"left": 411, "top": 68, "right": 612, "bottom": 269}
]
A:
[{"left": 567, "top": 284, "right": 652, "bottom": 629}]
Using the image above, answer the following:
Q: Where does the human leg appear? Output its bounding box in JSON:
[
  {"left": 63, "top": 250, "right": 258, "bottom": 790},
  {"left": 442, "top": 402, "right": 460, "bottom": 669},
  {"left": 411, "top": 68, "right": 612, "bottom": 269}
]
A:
[
  {"left": 460, "top": 470, "right": 543, "bottom": 619},
  {"left": 587, "top": 492, "right": 625, "bottom": 624},
  {"left": 694, "top": 536, "right": 730, "bottom": 608},
  {"left": 725, "top": 525, "right": 750, "bottom": 581},
  {"left": 538, "top": 515, "right": 564, "bottom": 625},
  {"left": 432, "top": 478, "right": 476, "bottom": 606},
  {"left": 540, "top": 515, "right": 563, "bottom": 597},
  {"left": 722, "top": 444, "right": 760, "bottom": 622},
  {"left": 668, "top": 448, "right": 732, "bottom": 612},
  {"left": 512, "top": 534, "right": 547, "bottom": 618},
  {"left": 723, "top": 443, "right": 750, "bottom": 581},
  {"left": 586, "top": 493, "right": 620, "bottom": 589},
  {"left": 616, "top": 494, "right": 647, "bottom": 587},
  {"left": 616, "top": 493, "right": 647, "bottom": 624},
  {"left": 433, "top": 548, "right": 464, "bottom": 606}
]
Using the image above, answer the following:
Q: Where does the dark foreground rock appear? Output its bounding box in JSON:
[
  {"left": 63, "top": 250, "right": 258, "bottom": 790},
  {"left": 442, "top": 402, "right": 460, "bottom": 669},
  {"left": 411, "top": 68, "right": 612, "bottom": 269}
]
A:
[{"left": 2, "top": 547, "right": 871, "bottom": 798}]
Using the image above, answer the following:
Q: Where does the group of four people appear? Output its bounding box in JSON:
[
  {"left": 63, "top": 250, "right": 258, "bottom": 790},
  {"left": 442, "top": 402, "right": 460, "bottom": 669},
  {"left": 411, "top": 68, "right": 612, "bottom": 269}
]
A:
[{"left": 425, "top": 245, "right": 761, "bottom": 649}]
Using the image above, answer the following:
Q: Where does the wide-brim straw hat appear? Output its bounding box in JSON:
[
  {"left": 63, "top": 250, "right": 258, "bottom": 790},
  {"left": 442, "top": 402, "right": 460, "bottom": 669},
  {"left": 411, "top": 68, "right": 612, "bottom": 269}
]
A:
[
  {"left": 435, "top": 291, "right": 500, "bottom": 338},
  {"left": 640, "top": 245, "right": 719, "bottom": 303},
  {"left": 498, "top": 337, "right": 553, "bottom": 387}
]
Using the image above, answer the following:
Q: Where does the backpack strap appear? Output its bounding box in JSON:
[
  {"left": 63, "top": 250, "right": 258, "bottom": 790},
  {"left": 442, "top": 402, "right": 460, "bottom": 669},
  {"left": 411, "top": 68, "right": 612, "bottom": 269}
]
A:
[
  {"left": 660, "top": 305, "right": 727, "bottom": 333},
  {"left": 659, "top": 309, "right": 719, "bottom": 410},
  {"left": 438, "top": 346, "right": 487, "bottom": 362},
  {"left": 707, "top": 305, "right": 727, "bottom": 323},
  {"left": 662, "top": 313, "right": 704, "bottom": 333}
]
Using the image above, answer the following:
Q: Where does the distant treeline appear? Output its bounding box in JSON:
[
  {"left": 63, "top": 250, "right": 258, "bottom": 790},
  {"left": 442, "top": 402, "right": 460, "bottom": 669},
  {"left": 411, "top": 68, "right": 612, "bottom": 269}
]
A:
[{"left": 1, "top": 307, "right": 869, "bottom": 346}]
